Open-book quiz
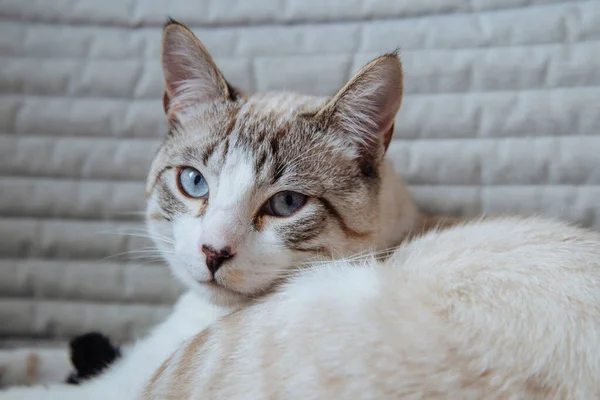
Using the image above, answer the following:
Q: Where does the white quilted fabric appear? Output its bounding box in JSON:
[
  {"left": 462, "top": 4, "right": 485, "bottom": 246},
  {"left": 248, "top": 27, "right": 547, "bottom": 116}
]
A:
[{"left": 1, "top": 0, "right": 599, "bottom": 346}]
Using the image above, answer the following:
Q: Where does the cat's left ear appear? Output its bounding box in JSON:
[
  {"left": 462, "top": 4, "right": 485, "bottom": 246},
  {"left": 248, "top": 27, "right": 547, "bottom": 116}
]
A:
[
  {"left": 161, "top": 19, "right": 237, "bottom": 118},
  {"left": 315, "top": 53, "right": 403, "bottom": 163}
]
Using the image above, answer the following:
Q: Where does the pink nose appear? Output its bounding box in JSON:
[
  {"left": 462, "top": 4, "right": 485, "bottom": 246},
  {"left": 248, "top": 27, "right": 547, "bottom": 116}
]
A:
[{"left": 201, "top": 244, "right": 234, "bottom": 275}]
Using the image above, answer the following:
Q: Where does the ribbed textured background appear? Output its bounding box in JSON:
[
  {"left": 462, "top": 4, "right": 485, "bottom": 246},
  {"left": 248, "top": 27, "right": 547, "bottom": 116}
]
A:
[{"left": 1, "top": 0, "right": 599, "bottom": 346}]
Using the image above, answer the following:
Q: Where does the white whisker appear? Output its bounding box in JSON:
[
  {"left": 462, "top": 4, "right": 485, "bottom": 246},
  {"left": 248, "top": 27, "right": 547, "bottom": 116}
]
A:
[
  {"left": 92, "top": 228, "right": 175, "bottom": 245},
  {"left": 102, "top": 247, "right": 171, "bottom": 261}
]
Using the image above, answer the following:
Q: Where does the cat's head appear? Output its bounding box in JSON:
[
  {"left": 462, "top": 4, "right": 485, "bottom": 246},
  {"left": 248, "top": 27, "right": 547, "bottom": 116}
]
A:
[{"left": 146, "top": 20, "right": 418, "bottom": 306}]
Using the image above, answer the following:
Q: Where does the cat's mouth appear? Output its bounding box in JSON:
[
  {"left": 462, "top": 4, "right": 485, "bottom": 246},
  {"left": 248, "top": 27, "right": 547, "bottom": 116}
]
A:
[
  {"left": 202, "top": 280, "right": 226, "bottom": 290},
  {"left": 201, "top": 279, "right": 230, "bottom": 291}
]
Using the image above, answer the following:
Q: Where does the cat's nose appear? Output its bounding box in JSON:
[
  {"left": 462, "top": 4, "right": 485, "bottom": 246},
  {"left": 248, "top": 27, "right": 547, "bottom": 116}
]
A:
[{"left": 201, "top": 244, "right": 234, "bottom": 275}]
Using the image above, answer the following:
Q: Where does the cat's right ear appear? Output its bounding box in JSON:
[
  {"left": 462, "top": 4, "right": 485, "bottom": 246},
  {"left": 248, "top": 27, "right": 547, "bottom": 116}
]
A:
[
  {"left": 313, "top": 52, "right": 403, "bottom": 165},
  {"left": 161, "top": 19, "right": 235, "bottom": 118}
]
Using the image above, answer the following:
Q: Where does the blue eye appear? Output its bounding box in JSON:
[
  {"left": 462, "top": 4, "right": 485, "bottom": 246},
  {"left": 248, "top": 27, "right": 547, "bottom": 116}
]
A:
[
  {"left": 263, "top": 191, "right": 308, "bottom": 217},
  {"left": 177, "top": 167, "right": 209, "bottom": 198}
]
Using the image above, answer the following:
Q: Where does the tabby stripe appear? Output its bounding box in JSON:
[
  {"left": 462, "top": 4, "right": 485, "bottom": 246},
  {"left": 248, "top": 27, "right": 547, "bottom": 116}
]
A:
[
  {"left": 219, "top": 137, "right": 230, "bottom": 168},
  {"left": 254, "top": 150, "right": 268, "bottom": 174},
  {"left": 145, "top": 165, "right": 173, "bottom": 198},
  {"left": 157, "top": 181, "right": 187, "bottom": 216},
  {"left": 283, "top": 212, "right": 326, "bottom": 246},
  {"left": 202, "top": 142, "right": 217, "bottom": 165},
  {"left": 290, "top": 245, "right": 331, "bottom": 257},
  {"left": 271, "top": 159, "right": 286, "bottom": 185},
  {"left": 319, "top": 197, "right": 371, "bottom": 239},
  {"left": 149, "top": 212, "right": 171, "bottom": 222}
]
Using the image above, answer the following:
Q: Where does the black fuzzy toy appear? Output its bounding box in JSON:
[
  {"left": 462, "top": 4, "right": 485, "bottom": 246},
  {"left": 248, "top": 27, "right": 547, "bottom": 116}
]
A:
[{"left": 66, "top": 332, "right": 121, "bottom": 385}]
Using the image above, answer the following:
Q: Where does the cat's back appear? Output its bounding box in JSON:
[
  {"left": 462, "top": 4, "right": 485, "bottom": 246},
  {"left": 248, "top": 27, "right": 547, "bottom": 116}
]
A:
[
  {"left": 390, "top": 215, "right": 600, "bottom": 283},
  {"left": 377, "top": 216, "right": 600, "bottom": 398},
  {"left": 144, "top": 217, "right": 600, "bottom": 399}
]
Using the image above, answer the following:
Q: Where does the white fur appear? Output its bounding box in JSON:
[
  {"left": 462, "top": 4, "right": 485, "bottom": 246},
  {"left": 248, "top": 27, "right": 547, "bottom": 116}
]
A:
[
  {"left": 170, "top": 151, "right": 257, "bottom": 285},
  {"left": 145, "top": 216, "right": 600, "bottom": 399}
]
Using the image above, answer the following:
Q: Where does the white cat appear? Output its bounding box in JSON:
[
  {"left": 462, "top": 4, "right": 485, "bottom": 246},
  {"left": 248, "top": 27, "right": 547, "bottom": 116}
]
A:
[
  {"left": 0, "top": 19, "right": 430, "bottom": 397},
  {"left": 144, "top": 216, "right": 600, "bottom": 399},
  {"left": 6, "top": 19, "right": 598, "bottom": 400}
]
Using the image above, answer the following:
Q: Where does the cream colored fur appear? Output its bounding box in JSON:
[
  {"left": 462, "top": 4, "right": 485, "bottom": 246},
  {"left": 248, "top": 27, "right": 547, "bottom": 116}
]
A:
[{"left": 145, "top": 216, "right": 600, "bottom": 399}]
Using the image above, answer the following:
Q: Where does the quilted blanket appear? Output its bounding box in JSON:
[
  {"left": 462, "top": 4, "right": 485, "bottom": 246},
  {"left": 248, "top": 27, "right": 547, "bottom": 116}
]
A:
[{"left": 1, "top": 0, "right": 599, "bottom": 362}]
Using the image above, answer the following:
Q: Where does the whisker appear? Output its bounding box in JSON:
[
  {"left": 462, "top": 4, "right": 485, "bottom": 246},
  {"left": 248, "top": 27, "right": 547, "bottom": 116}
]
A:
[
  {"left": 101, "top": 248, "right": 171, "bottom": 261},
  {"left": 301, "top": 246, "right": 398, "bottom": 267},
  {"left": 92, "top": 228, "right": 175, "bottom": 245},
  {"left": 112, "top": 232, "right": 174, "bottom": 244}
]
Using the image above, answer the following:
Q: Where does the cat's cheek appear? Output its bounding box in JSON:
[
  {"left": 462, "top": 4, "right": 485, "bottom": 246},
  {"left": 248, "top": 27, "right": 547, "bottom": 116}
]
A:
[
  {"left": 168, "top": 261, "right": 198, "bottom": 288},
  {"left": 223, "top": 235, "right": 295, "bottom": 295},
  {"left": 259, "top": 227, "right": 284, "bottom": 249},
  {"left": 172, "top": 217, "right": 203, "bottom": 247},
  {"left": 180, "top": 259, "right": 208, "bottom": 282},
  {"left": 147, "top": 217, "right": 178, "bottom": 269},
  {"left": 172, "top": 218, "right": 202, "bottom": 260}
]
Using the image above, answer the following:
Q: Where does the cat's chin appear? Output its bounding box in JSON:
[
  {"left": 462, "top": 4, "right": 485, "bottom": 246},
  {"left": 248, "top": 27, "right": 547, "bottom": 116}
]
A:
[
  {"left": 168, "top": 263, "right": 251, "bottom": 307},
  {"left": 194, "top": 281, "right": 252, "bottom": 308}
]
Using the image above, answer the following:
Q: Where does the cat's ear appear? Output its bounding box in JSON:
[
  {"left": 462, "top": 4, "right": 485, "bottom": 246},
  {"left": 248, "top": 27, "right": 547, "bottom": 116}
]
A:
[
  {"left": 161, "top": 19, "right": 235, "bottom": 117},
  {"left": 315, "top": 53, "right": 403, "bottom": 163}
]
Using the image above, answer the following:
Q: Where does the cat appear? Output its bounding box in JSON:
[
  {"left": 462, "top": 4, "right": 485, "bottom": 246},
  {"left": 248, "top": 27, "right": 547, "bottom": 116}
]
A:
[
  {"left": 0, "top": 19, "right": 448, "bottom": 397},
  {"left": 143, "top": 216, "right": 600, "bottom": 399}
]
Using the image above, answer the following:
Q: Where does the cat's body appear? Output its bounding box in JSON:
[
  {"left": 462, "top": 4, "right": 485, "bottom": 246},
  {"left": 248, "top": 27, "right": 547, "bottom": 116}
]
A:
[
  {"left": 144, "top": 216, "right": 600, "bottom": 399},
  {"left": 3, "top": 19, "right": 600, "bottom": 400}
]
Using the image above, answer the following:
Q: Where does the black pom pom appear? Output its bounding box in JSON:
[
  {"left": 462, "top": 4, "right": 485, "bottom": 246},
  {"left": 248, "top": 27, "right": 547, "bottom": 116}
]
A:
[{"left": 66, "top": 332, "right": 121, "bottom": 385}]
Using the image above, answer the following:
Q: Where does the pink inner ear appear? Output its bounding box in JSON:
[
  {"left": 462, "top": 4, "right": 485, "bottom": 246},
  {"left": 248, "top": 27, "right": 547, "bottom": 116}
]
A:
[
  {"left": 162, "top": 25, "right": 229, "bottom": 111},
  {"left": 328, "top": 56, "right": 403, "bottom": 159}
]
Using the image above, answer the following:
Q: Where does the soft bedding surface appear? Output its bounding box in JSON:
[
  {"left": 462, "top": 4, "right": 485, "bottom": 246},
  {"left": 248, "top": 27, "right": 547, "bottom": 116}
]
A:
[{"left": 1, "top": 0, "right": 599, "bottom": 348}]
